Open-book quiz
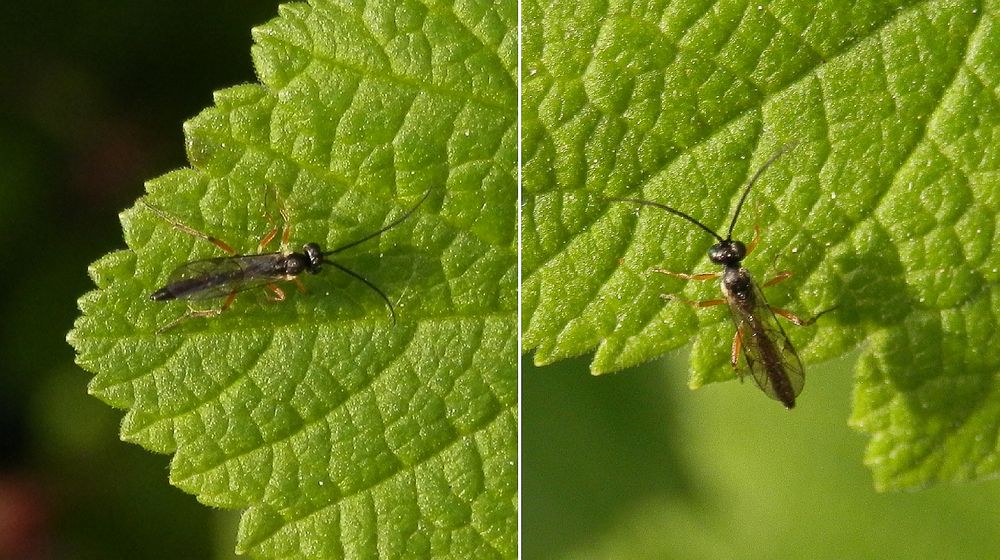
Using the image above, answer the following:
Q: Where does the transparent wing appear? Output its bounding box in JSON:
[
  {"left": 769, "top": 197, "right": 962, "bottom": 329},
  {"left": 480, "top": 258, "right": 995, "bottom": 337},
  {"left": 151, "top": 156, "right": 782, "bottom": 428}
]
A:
[
  {"left": 728, "top": 282, "right": 805, "bottom": 406},
  {"left": 163, "top": 254, "right": 285, "bottom": 300}
]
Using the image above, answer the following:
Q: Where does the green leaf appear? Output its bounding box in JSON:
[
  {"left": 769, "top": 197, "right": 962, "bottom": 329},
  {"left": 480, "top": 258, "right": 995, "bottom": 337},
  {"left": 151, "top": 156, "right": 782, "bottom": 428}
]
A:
[
  {"left": 68, "top": 1, "right": 516, "bottom": 558},
  {"left": 523, "top": 0, "right": 1000, "bottom": 490}
]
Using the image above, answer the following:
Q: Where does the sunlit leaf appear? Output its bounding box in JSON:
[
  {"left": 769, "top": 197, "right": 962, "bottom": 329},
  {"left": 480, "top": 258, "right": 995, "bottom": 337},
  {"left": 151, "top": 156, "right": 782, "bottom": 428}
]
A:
[
  {"left": 523, "top": 0, "right": 1000, "bottom": 490},
  {"left": 69, "top": 1, "right": 517, "bottom": 557}
]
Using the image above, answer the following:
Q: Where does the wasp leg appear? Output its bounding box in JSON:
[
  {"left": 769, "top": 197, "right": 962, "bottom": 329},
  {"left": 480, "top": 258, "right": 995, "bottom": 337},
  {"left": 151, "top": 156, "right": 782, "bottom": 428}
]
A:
[
  {"left": 762, "top": 271, "right": 793, "bottom": 288},
  {"left": 141, "top": 200, "right": 236, "bottom": 255},
  {"left": 265, "top": 283, "right": 286, "bottom": 302},
  {"left": 258, "top": 186, "right": 294, "bottom": 252},
  {"left": 770, "top": 305, "right": 838, "bottom": 326},
  {"left": 652, "top": 269, "right": 721, "bottom": 281},
  {"left": 257, "top": 226, "right": 279, "bottom": 253},
  {"left": 661, "top": 294, "right": 726, "bottom": 308},
  {"left": 731, "top": 328, "right": 745, "bottom": 380},
  {"left": 745, "top": 224, "right": 762, "bottom": 256},
  {"left": 293, "top": 278, "right": 306, "bottom": 293},
  {"left": 156, "top": 290, "right": 239, "bottom": 334},
  {"left": 279, "top": 207, "right": 292, "bottom": 246}
]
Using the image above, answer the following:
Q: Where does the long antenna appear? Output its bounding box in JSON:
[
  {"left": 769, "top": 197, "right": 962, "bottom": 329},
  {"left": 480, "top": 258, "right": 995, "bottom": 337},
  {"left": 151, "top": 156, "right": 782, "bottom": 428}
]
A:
[
  {"left": 611, "top": 197, "right": 724, "bottom": 242},
  {"left": 322, "top": 189, "right": 431, "bottom": 323},
  {"left": 726, "top": 142, "right": 799, "bottom": 240},
  {"left": 324, "top": 261, "right": 397, "bottom": 324},
  {"left": 324, "top": 189, "right": 431, "bottom": 256}
]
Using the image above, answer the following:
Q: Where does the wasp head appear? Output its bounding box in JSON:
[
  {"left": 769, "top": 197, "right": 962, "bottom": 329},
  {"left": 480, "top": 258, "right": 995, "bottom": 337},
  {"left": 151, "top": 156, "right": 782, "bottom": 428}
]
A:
[{"left": 708, "top": 239, "right": 746, "bottom": 266}]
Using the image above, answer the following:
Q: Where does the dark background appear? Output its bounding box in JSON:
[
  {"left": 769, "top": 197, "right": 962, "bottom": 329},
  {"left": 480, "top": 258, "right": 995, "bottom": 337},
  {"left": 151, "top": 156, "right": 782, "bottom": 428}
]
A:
[{"left": 0, "top": 2, "right": 279, "bottom": 558}]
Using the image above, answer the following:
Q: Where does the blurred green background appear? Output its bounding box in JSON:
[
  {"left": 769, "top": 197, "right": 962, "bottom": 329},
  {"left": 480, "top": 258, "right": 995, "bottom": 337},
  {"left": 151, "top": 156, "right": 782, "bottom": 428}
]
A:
[
  {"left": 523, "top": 352, "right": 1000, "bottom": 559},
  {"left": 0, "top": 2, "right": 278, "bottom": 558}
]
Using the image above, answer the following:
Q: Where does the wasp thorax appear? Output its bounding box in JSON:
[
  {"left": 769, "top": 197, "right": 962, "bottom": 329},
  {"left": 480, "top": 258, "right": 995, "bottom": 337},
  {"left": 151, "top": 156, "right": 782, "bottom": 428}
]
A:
[
  {"left": 284, "top": 254, "right": 309, "bottom": 276},
  {"left": 708, "top": 239, "right": 746, "bottom": 266}
]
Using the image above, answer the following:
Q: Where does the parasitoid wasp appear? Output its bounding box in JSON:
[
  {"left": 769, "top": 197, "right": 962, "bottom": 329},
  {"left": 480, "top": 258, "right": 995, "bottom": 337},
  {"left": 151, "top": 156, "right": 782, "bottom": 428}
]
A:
[
  {"left": 143, "top": 188, "right": 430, "bottom": 333},
  {"left": 613, "top": 145, "right": 834, "bottom": 408}
]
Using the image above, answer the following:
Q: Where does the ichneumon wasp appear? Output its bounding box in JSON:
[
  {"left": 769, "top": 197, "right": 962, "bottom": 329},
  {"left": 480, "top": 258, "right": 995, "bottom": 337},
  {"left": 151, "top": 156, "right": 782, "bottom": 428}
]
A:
[
  {"left": 143, "top": 188, "right": 430, "bottom": 333},
  {"left": 613, "top": 145, "right": 835, "bottom": 409}
]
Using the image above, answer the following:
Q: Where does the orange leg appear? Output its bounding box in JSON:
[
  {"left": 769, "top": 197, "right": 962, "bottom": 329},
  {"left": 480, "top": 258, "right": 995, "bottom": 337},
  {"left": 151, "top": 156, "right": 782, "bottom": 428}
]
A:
[
  {"left": 258, "top": 185, "right": 294, "bottom": 252},
  {"left": 770, "top": 305, "right": 837, "bottom": 326},
  {"left": 762, "top": 271, "right": 793, "bottom": 288},
  {"left": 218, "top": 290, "right": 238, "bottom": 312},
  {"left": 265, "top": 283, "right": 287, "bottom": 302},
  {"left": 293, "top": 278, "right": 306, "bottom": 293},
  {"left": 156, "top": 290, "right": 239, "bottom": 333},
  {"left": 661, "top": 294, "right": 726, "bottom": 308},
  {"left": 745, "top": 224, "right": 762, "bottom": 256},
  {"left": 652, "top": 268, "right": 721, "bottom": 281},
  {"left": 257, "top": 226, "right": 279, "bottom": 252},
  {"left": 141, "top": 200, "right": 236, "bottom": 255},
  {"left": 654, "top": 268, "right": 723, "bottom": 312},
  {"left": 280, "top": 213, "right": 292, "bottom": 246},
  {"left": 731, "top": 328, "right": 744, "bottom": 372}
]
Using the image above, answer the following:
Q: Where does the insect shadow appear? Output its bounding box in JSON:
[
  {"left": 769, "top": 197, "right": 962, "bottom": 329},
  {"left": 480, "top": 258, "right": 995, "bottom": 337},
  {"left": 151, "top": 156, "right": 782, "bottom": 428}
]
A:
[
  {"left": 612, "top": 145, "right": 836, "bottom": 409},
  {"left": 142, "top": 188, "right": 430, "bottom": 333}
]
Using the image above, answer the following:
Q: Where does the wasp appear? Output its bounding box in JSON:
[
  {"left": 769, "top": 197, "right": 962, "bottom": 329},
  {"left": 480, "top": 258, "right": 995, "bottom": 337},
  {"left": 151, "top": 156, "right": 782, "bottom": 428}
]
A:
[
  {"left": 142, "top": 189, "right": 429, "bottom": 333},
  {"left": 614, "top": 146, "right": 834, "bottom": 408}
]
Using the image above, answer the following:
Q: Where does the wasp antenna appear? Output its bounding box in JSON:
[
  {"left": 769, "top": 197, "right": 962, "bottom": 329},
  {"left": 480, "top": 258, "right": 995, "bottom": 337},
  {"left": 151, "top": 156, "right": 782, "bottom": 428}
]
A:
[
  {"left": 727, "top": 141, "right": 800, "bottom": 240},
  {"left": 611, "top": 197, "right": 724, "bottom": 242},
  {"left": 325, "top": 190, "right": 432, "bottom": 256},
  {"left": 325, "top": 260, "right": 397, "bottom": 324}
]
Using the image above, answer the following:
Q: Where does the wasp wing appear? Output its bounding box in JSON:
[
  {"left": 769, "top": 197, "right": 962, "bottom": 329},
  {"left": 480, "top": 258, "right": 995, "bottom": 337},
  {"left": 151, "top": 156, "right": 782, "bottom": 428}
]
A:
[
  {"left": 161, "top": 253, "right": 287, "bottom": 300},
  {"left": 727, "top": 281, "right": 805, "bottom": 407}
]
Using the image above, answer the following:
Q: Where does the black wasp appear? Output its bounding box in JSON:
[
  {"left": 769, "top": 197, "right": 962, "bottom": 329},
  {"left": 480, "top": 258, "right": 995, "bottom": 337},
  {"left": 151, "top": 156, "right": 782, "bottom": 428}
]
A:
[
  {"left": 143, "top": 189, "right": 429, "bottom": 333},
  {"left": 614, "top": 146, "right": 834, "bottom": 409}
]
